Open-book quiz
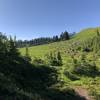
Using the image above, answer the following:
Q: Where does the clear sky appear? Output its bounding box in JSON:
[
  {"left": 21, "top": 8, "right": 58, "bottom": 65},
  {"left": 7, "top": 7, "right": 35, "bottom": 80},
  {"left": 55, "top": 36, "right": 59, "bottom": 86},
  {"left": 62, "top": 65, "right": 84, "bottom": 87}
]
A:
[{"left": 0, "top": 0, "right": 100, "bottom": 40}]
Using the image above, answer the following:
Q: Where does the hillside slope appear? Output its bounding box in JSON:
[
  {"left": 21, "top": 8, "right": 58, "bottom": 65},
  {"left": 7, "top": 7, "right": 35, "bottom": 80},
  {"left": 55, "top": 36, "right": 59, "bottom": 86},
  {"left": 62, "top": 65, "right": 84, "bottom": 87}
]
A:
[
  {"left": 0, "top": 32, "right": 87, "bottom": 100},
  {"left": 20, "top": 27, "right": 99, "bottom": 59},
  {"left": 19, "top": 27, "right": 100, "bottom": 99}
]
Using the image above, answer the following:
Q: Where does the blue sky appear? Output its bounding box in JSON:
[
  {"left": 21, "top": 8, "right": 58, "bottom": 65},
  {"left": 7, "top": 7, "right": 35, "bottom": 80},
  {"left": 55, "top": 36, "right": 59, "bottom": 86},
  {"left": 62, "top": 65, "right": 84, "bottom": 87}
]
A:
[{"left": 0, "top": 0, "right": 100, "bottom": 40}]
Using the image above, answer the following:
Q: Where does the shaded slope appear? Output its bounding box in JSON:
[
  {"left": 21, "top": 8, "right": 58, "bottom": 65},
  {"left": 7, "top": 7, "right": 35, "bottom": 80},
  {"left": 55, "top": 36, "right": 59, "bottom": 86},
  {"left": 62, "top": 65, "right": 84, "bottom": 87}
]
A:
[{"left": 0, "top": 52, "right": 86, "bottom": 100}]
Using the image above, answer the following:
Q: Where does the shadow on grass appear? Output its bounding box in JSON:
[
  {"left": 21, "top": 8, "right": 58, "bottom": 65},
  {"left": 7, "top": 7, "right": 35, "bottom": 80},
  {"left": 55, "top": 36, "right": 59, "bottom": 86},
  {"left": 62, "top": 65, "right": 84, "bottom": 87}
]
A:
[{"left": 0, "top": 56, "right": 87, "bottom": 100}]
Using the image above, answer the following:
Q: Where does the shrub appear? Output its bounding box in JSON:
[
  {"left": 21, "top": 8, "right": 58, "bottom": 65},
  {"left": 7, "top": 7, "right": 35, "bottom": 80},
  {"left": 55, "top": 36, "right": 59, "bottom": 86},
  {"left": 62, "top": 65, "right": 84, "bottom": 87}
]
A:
[
  {"left": 46, "top": 52, "right": 63, "bottom": 66},
  {"left": 33, "top": 57, "right": 45, "bottom": 65},
  {"left": 64, "top": 71, "right": 80, "bottom": 81},
  {"left": 22, "top": 56, "right": 31, "bottom": 62},
  {"left": 73, "top": 62, "right": 99, "bottom": 77}
]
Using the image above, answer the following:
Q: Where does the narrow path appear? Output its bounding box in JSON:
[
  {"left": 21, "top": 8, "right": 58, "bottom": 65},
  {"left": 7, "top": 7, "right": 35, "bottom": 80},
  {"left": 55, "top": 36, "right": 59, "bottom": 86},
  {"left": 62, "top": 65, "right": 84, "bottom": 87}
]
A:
[{"left": 74, "top": 86, "right": 94, "bottom": 100}]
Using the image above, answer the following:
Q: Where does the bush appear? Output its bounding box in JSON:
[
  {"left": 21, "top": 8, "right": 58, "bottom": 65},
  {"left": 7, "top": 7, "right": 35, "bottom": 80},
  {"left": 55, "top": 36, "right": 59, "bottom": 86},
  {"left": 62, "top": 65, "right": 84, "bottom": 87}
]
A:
[
  {"left": 33, "top": 57, "right": 45, "bottom": 65},
  {"left": 70, "top": 54, "right": 99, "bottom": 77},
  {"left": 73, "top": 62, "right": 99, "bottom": 77},
  {"left": 46, "top": 52, "right": 63, "bottom": 66},
  {"left": 64, "top": 71, "right": 80, "bottom": 81},
  {"left": 22, "top": 56, "right": 31, "bottom": 62}
]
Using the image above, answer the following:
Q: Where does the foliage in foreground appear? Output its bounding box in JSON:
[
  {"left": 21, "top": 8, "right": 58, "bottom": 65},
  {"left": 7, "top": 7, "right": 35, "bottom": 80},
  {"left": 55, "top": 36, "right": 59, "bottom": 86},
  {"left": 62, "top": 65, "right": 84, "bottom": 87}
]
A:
[{"left": 0, "top": 33, "right": 87, "bottom": 100}]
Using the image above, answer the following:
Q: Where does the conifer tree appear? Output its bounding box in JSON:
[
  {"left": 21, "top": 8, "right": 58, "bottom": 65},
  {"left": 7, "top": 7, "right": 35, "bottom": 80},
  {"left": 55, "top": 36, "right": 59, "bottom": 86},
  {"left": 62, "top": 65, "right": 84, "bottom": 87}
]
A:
[
  {"left": 25, "top": 46, "right": 29, "bottom": 57},
  {"left": 96, "top": 29, "right": 100, "bottom": 36},
  {"left": 8, "top": 36, "right": 19, "bottom": 57},
  {"left": 60, "top": 32, "right": 64, "bottom": 40},
  {"left": 60, "top": 31, "right": 70, "bottom": 40},
  {"left": 63, "top": 31, "right": 70, "bottom": 40},
  {"left": 25, "top": 45, "right": 31, "bottom": 62},
  {"left": 57, "top": 51, "right": 62, "bottom": 66}
]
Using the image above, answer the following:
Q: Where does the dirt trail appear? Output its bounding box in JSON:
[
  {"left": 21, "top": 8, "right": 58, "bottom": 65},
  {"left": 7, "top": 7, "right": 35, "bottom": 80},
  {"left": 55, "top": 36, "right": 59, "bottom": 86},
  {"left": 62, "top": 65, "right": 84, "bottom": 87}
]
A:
[{"left": 74, "top": 86, "right": 94, "bottom": 100}]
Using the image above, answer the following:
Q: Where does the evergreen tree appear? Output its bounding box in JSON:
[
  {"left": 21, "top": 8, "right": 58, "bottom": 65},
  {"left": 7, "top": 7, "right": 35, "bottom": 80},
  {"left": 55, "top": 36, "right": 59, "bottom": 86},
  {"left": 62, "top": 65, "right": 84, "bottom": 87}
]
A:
[
  {"left": 0, "top": 33, "right": 7, "bottom": 60},
  {"left": 53, "top": 35, "right": 59, "bottom": 42},
  {"left": 60, "top": 31, "right": 69, "bottom": 40},
  {"left": 57, "top": 51, "right": 62, "bottom": 66},
  {"left": 8, "top": 36, "right": 19, "bottom": 57},
  {"left": 63, "top": 31, "right": 70, "bottom": 40},
  {"left": 47, "top": 52, "right": 63, "bottom": 66},
  {"left": 55, "top": 35, "right": 59, "bottom": 41},
  {"left": 60, "top": 32, "right": 64, "bottom": 40},
  {"left": 25, "top": 46, "right": 29, "bottom": 57},
  {"left": 23, "top": 45, "right": 31, "bottom": 62},
  {"left": 96, "top": 29, "right": 100, "bottom": 36}
]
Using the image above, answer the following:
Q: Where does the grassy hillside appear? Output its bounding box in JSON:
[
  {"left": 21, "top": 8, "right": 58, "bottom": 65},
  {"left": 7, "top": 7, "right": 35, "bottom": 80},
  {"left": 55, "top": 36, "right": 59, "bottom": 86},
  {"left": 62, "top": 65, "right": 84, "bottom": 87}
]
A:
[
  {"left": 19, "top": 27, "right": 99, "bottom": 59},
  {"left": 73, "top": 28, "right": 98, "bottom": 40},
  {"left": 0, "top": 33, "right": 87, "bottom": 100},
  {"left": 20, "top": 27, "right": 100, "bottom": 99}
]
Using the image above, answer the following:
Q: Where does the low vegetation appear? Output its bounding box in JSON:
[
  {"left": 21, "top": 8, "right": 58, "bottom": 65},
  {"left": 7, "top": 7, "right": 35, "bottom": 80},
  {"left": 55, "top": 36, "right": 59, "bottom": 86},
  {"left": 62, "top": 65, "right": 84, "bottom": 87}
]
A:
[
  {"left": 0, "top": 27, "right": 100, "bottom": 99},
  {"left": 0, "top": 32, "right": 85, "bottom": 100},
  {"left": 20, "top": 27, "right": 100, "bottom": 100}
]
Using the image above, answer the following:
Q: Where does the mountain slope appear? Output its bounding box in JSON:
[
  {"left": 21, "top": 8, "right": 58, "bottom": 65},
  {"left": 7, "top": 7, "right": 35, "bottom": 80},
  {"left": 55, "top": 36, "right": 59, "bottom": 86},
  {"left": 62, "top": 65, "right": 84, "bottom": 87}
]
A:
[
  {"left": 19, "top": 27, "right": 100, "bottom": 99},
  {"left": 20, "top": 27, "right": 100, "bottom": 59}
]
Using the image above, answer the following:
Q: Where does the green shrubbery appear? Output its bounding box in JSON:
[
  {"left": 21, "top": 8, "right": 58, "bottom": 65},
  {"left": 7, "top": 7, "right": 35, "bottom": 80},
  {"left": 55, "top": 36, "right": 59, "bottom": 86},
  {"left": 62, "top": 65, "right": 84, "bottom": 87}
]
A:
[
  {"left": 64, "top": 71, "right": 80, "bottom": 81},
  {"left": 33, "top": 57, "right": 45, "bottom": 65},
  {"left": 73, "top": 62, "right": 98, "bottom": 77},
  {"left": 64, "top": 52, "right": 99, "bottom": 81},
  {"left": 1, "top": 28, "right": 100, "bottom": 99},
  {"left": 46, "top": 51, "right": 63, "bottom": 66},
  {"left": 0, "top": 33, "right": 86, "bottom": 100},
  {"left": 82, "top": 29, "right": 100, "bottom": 53},
  {"left": 69, "top": 54, "right": 99, "bottom": 77}
]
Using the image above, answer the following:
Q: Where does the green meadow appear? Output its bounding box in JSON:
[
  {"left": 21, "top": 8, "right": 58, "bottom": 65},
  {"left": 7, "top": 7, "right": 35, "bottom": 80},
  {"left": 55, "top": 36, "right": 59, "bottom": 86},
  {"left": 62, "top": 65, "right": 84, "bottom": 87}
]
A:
[{"left": 20, "top": 27, "right": 100, "bottom": 100}]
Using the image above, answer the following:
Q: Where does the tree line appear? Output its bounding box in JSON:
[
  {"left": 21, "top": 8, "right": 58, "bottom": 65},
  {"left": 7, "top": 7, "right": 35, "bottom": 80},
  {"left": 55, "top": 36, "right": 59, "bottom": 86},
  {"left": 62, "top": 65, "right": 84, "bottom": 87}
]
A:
[{"left": 16, "top": 31, "right": 71, "bottom": 48}]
